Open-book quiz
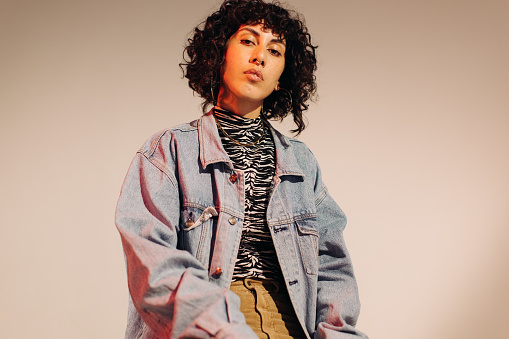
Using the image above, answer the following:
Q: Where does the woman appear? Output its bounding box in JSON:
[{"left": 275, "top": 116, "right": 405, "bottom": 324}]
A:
[{"left": 116, "top": 0, "right": 368, "bottom": 338}]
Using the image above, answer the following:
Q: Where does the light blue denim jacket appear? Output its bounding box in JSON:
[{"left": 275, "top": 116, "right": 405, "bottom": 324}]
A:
[{"left": 116, "top": 110, "right": 368, "bottom": 339}]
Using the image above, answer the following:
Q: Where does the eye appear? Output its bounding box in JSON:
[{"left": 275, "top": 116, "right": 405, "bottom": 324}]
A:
[
  {"left": 269, "top": 49, "right": 282, "bottom": 57},
  {"left": 240, "top": 39, "right": 254, "bottom": 45}
]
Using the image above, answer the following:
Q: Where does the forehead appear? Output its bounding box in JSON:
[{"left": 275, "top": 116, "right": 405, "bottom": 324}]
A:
[{"left": 234, "top": 23, "right": 284, "bottom": 40}]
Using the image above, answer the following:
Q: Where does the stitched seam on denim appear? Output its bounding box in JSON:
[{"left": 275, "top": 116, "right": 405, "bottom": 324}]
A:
[
  {"left": 139, "top": 151, "right": 178, "bottom": 192},
  {"left": 270, "top": 125, "right": 291, "bottom": 148},
  {"left": 144, "top": 130, "right": 170, "bottom": 157},
  {"left": 219, "top": 206, "right": 243, "bottom": 219},
  {"left": 196, "top": 217, "right": 208, "bottom": 264},
  {"left": 199, "top": 118, "right": 232, "bottom": 168},
  {"left": 172, "top": 124, "right": 197, "bottom": 133},
  {"left": 181, "top": 202, "right": 243, "bottom": 219},
  {"left": 267, "top": 213, "right": 317, "bottom": 227},
  {"left": 295, "top": 219, "right": 319, "bottom": 236},
  {"left": 145, "top": 125, "right": 198, "bottom": 156},
  {"left": 315, "top": 186, "right": 328, "bottom": 207},
  {"left": 287, "top": 137, "right": 304, "bottom": 145},
  {"left": 182, "top": 202, "right": 209, "bottom": 211},
  {"left": 297, "top": 230, "right": 318, "bottom": 275}
]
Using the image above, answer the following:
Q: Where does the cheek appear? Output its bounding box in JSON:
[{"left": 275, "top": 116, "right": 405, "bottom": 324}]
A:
[
  {"left": 221, "top": 52, "right": 242, "bottom": 82},
  {"left": 270, "top": 62, "right": 285, "bottom": 85},
  {"left": 220, "top": 61, "right": 234, "bottom": 86},
  {"left": 279, "top": 60, "right": 286, "bottom": 77},
  {"left": 274, "top": 58, "right": 285, "bottom": 76}
]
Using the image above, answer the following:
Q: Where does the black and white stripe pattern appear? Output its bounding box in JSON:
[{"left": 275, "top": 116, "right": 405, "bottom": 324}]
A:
[{"left": 214, "top": 108, "right": 282, "bottom": 281}]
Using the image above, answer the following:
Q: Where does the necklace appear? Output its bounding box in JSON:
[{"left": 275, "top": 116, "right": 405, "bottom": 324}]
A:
[{"left": 214, "top": 114, "right": 265, "bottom": 147}]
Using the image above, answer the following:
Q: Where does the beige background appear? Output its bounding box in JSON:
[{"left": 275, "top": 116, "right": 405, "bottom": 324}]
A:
[{"left": 1, "top": 0, "right": 508, "bottom": 338}]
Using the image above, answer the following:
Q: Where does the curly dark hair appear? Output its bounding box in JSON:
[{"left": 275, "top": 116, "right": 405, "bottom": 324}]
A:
[{"left": 180, "top": 0, "right": 317, "bottom": 135}]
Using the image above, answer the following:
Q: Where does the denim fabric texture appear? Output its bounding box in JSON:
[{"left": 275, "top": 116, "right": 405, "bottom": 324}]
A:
[{"left": 116, "top": 110, "right": 368, "bottom": 339}]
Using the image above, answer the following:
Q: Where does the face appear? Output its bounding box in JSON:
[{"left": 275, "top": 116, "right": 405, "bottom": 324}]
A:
[{"left": 217, "top": 23, "right": 286, "bottom": 113}]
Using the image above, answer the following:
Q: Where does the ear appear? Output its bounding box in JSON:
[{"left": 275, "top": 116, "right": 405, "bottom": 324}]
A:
[{"left": 275, "top": 82, "right": 280, "bottom": 91}]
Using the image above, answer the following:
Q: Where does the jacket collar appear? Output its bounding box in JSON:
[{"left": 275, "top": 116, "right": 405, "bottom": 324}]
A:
[{"left": 198, "top": 110, "right": 305, "bottom": 178}]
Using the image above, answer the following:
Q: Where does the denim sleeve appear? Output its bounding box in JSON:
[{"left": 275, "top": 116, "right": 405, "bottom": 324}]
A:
[
  {"left": 115, "top": 151, "right": 257, "bottom": 339},
  {"left": 312, "top": 165, "right": 369, "bottom": 338}
]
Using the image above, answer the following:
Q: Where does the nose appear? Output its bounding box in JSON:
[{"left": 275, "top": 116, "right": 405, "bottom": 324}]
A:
[{"left": 250, "top": 46, "right": 265, "bottom": 66}]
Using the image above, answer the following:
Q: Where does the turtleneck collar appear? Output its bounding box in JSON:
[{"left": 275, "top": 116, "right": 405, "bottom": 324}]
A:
[
  {"left": 213, "top": 107, "right": 265, "bottom": 145},
  {"left": 213, "top": 107, "right": 262, "bottom": 125},
  {"left": 198, "top": 110, "right": 304, "bottom": 177}
]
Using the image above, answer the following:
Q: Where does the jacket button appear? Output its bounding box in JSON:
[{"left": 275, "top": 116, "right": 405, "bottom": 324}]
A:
[
  {"left": 214, "top": 267, "right": 223, "bottom": 277},
  {"left": 229, "top": 173, "right": 237, "bottom": 183},
  {"left": 228, "top": 216, "right": 237, "bottom": 225},
  {"left": 184, "top": 218, "right": 194, "bottom": 228}
]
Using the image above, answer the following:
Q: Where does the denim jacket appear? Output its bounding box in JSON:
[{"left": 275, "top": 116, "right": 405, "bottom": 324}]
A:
[{"left": 116, "top": 110, "right": 368, "bottom": 339}]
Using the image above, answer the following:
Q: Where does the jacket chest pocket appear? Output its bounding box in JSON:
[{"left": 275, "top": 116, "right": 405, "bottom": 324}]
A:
[
  {"left": 295, "top": 217, "right": 319, "bottom": 276},
  {"left": 181, "top": 206, "right": 218, "bottom": 266}
]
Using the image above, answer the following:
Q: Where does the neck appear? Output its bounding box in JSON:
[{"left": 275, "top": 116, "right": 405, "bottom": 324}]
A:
[{"left": 216, "top": 93, "right": 261, "bottom": 119}]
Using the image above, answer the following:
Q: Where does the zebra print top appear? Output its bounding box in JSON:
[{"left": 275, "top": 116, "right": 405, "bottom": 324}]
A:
[{"left": 213, "top": 107, "right": 283, "bottom": 281}]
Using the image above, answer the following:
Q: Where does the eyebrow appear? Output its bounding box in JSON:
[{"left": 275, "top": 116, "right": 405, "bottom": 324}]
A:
[{"left": 238, "top": 27, "right": 286, "bottom": 46}]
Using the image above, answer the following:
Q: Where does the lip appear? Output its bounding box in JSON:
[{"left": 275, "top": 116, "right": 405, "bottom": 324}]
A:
[{"left": 244, "top": 69, "right": 263, "bottom": 81}]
